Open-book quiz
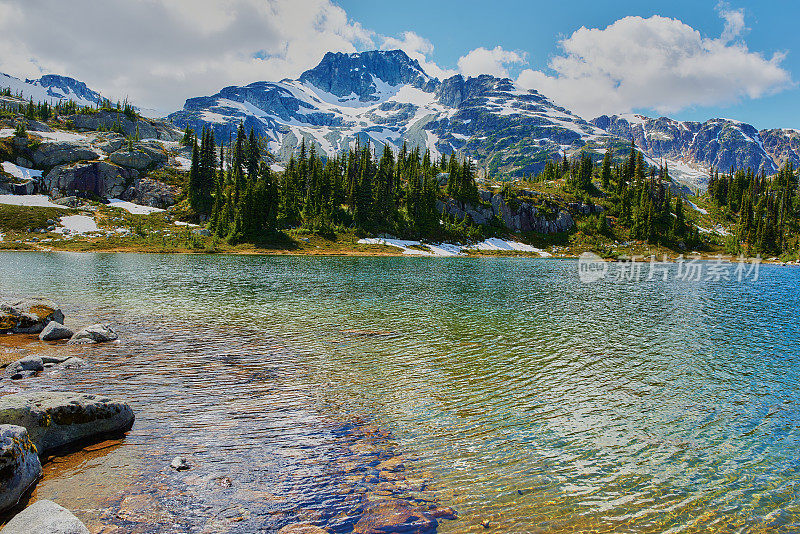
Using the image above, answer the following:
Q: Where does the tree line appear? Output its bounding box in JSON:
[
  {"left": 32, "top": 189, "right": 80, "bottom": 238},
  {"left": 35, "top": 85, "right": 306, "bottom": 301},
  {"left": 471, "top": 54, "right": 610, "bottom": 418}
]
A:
[
  {"left": 708, "top": 163, "right": 798, "bottom": 254},
  {"left": 186, "top": 124, "right": 481, "bottom": 243}
]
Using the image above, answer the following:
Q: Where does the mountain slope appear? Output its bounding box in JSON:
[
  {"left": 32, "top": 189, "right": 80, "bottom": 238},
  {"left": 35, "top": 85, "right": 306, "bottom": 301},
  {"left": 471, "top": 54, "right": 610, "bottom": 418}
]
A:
[
  {"left": 168, "top": 50, "right": 620, "bottom": 176},
  {"left": 590, "top": 114, "right": 798, "bottom": 189},
  {"left": 0, "top": 72, "right": 102, "bottom": 107}
]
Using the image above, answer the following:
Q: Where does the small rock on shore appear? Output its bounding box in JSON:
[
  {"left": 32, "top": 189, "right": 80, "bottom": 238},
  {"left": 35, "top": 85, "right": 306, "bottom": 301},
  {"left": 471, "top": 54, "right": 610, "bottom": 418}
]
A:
[{"left": 0, "top": 499, "right": 89, "bottom": 534}]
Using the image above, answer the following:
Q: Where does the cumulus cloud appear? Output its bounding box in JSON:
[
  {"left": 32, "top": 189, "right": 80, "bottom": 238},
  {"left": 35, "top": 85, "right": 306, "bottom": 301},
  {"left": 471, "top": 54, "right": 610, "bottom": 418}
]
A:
[
  {"left": 516, "top": 13, "right": 791, "bottom": 119},
  {"left": 380, "top": 31, "right": 457, "bottom": 80},
  {"left": 457, "top": 46, "right": 527, "bottom": 78},
  {"left": 0, "top": 0, "right": 375, "bottom": 115}
]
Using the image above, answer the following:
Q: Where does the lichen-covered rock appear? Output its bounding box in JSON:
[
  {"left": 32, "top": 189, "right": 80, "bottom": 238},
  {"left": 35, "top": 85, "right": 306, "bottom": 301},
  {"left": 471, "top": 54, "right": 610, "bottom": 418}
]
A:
[
  {"left": 68, "top": 323, "right": 118, "bottom": 344},
  {"left": 108, "top": 142, "right": 167, "bottom": 171},
  {"left": 39, "top": 321, "right": 74, "bottom": 341},
  {"left": 0, "top": 297, "right": 64, "bottom": 334},
  {"left": 0, "top": 392, "right": 134, "bottom": 454},
  {"left": 0, "top": 425, "right": 42, "bottom": 514},
  {"left": 353, "top": 499, "right": 437, "bottom": 534},
  {"left": 0, "top": 499, "right": 89, "bottom": 534},
  {"left": 31, "top": 141, "right": 101, "bottom": 169}
]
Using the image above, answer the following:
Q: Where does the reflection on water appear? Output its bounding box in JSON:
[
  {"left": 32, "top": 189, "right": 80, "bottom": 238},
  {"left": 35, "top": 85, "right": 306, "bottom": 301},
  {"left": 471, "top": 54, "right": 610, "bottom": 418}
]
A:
[{"left": 1, "top": 252, "right": 800, "bottom": 533}]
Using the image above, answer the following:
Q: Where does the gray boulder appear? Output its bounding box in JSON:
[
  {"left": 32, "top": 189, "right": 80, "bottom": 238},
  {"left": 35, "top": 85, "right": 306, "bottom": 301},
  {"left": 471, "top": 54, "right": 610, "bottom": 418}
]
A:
[
  {"left": 0, "top": 297, "right": 64, "bottom": 334},
  {"left": 39, "top": 321, "right": 74, "bottom": 341},
  {"left": 68, "top": 323, "right": 118, "bottom": 344},
  {"left": 44, "top": 161, "right": 136, "bottom": 199},
  {"left": 6, "top": 356, "right": 44, "bottom": 375},
  {"left": 24, "top": 119, "right": 53, "bottom": 133},
  {"left": 108, "top": 142, "right": 167, "bottom": 171},
  {"left": 0, "top": 499, "right": 89, "bottom": 534},
  {"left": 31, "top": 141, "right": 101, "bottom": 169},
  {"left": 0, "top": 425, "right": 42, "bottom": 514},
  {"left": 0, "top": 392, "right": 134, "bottom": 454}
]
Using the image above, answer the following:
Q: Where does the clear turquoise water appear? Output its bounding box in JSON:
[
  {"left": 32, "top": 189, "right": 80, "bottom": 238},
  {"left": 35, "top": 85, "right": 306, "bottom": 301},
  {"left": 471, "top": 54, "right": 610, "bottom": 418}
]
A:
[{"left": 1, "top": 252, "right": 800, "bottom": 533}]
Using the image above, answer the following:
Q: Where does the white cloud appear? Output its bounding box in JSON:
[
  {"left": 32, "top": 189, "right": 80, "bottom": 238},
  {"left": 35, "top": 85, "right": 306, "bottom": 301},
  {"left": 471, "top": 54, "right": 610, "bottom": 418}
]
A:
[
  {"left": 0, "top": 0, "right": 375, "bottom": 115},
  {"left": 380, "top": 31, "right": 457, "bottom": 80},
  {"left": 717, "top": 2, "right": 747, "bottom": 43},
  {"left": 516, "top": 13, "right": 790, "bottom": 119},
  {"left": 457, "top": 46, "right": 526, "bottom": 78}
]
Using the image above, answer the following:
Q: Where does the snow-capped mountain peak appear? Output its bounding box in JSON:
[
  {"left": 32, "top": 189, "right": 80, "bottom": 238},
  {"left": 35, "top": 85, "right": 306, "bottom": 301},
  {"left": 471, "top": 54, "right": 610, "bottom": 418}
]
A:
[
  {"left": 0, "top": 72, "right": 102, "bottom": 107},
  {"left": 168, "top": 49, "right": 618, "bottom": 175}
]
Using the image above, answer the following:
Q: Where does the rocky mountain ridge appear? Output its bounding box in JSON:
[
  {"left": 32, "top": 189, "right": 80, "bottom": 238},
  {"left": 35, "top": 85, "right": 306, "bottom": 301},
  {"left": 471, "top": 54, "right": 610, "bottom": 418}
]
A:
[{"left": 168, "top": 50, "right": 621, "bottom": 177}]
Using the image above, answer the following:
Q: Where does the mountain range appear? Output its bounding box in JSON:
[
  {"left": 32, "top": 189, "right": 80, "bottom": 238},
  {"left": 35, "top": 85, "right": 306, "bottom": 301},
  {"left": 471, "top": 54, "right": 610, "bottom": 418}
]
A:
[{"left": 5, "top": 50, "right": 799, "bottom": 190}]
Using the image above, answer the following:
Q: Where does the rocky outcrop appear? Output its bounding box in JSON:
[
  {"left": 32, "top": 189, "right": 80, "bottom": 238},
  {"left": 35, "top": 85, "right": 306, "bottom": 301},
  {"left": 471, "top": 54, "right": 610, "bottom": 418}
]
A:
[
  {"left": 39, "top": 321, "right": 73, "bottom": 341},
  {"left": 66, "top": 111, "right": 180, "bottom": 141},
  {"left": 437, "top": 191, "right": 580, "bottom": 234},
  {"left": 121, "top": 177, "right": 180, "bottom": 208},
  {"left": 0, "top": 392, "right": 134, "bottom": 454},
  {"left": 108, "top": 140, "right": 167, "bottom": 171},
  {"left": 0, "top": 297, "right": 64, "bottom": 334},
  {"left": 31, "top": 141, "right": 101, "bottom": 169},
  {"left": 68, "top": 323, "right": 118, "bottom": 344},
  {"left": 44, "top": 160, "right": 136, "bottom": 198},
  {"left": 0, "top": 499, "right": 89, "bottom": 534},
  {"left": 0, "top": 425, "right": 41, "bottom": 514},
  {"left": 353, "top": 499, "right": 437, "bottom": 534}
]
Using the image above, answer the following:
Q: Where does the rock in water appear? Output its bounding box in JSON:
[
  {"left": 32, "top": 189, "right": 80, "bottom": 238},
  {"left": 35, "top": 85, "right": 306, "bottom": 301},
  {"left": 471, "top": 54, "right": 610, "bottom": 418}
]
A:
[
  {"left": 170, "top": 456, "right": 190, "bottom": 471},
  {"left": 5, "top": 356, "right": 44, "bottom": 375},
  {"left": 353, "top": 499, "right": 437, "bottom": 534},
  {"left": 68, "top": 323, "right": 118, "bottom": 344},
  {"left": 0, "top": 297, "right": 64, "bottom": 334},
  {"left": 0, "top": 392, "right": 134, "bottom": 454},
  {"left": 0, "top": 499, "right": 89, "bottom": 534},
  {"left": 0, "top": 425, "right": 42, "bottom": 514},
  {"left": 39, "top": 321, "right": 74, "bottom": 341}
]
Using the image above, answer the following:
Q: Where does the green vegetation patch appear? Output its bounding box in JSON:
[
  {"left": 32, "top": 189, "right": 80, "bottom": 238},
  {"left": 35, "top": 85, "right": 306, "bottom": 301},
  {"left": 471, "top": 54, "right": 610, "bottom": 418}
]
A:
[{"left": 0, "top": 204, "right": 75, "bottom": 233}]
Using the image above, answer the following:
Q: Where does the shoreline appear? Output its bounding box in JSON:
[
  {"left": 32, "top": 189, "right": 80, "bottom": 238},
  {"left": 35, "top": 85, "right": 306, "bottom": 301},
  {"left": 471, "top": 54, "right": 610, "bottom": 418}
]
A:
[{"left": 0, "top": 246, "right": 796, "bottom": 265}]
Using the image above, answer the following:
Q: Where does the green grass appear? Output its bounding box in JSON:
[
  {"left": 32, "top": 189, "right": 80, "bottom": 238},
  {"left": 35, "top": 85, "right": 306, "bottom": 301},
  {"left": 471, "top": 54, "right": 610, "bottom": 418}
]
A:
[{"left": 0, "top": 204, "right": 75, "bottom": 233}]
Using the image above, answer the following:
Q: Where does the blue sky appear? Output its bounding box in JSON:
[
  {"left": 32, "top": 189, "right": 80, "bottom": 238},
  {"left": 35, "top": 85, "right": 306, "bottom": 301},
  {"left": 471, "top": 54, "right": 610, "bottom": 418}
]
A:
[
  {"left": 340, "top": 0, "right": 799, "bottom": 129},
  {"left": 0, "top": 0, "right": 796, "bottom": 127}
]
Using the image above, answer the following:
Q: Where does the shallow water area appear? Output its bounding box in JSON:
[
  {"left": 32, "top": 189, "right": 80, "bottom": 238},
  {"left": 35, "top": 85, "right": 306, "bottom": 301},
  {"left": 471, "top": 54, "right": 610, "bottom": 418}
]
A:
[{"left": 0, "top": 252, "right": 799, "bottom": 533}]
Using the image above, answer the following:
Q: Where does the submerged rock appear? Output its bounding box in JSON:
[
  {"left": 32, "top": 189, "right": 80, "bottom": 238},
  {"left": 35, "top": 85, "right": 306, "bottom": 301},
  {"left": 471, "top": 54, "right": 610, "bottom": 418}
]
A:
[
  {"left": 68, "top": 323, "right": 118, "bottom": 344},
  {"left": 0, "top": 297, "right": 64, "bottom": 334},
  {"left": 0, "top": 425, "right": 42, "bottom": 514},
  {"left": 0, "top": 499, "right": 89, "bottom": 534},
  {"left": 39, "top": 321, "right": 74, "bottom": 341},
  {"left": 278, "top": 524, "right": 329, "bottom": 534},
  {"left": 0, "top": 392, "right": 134, "bottom": 454},
  {"left": 352, "top": 499, "right": 437, "bottom": 534},
  {"left": 170, "top": 456, "right": 190, "bottom": 471}
]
